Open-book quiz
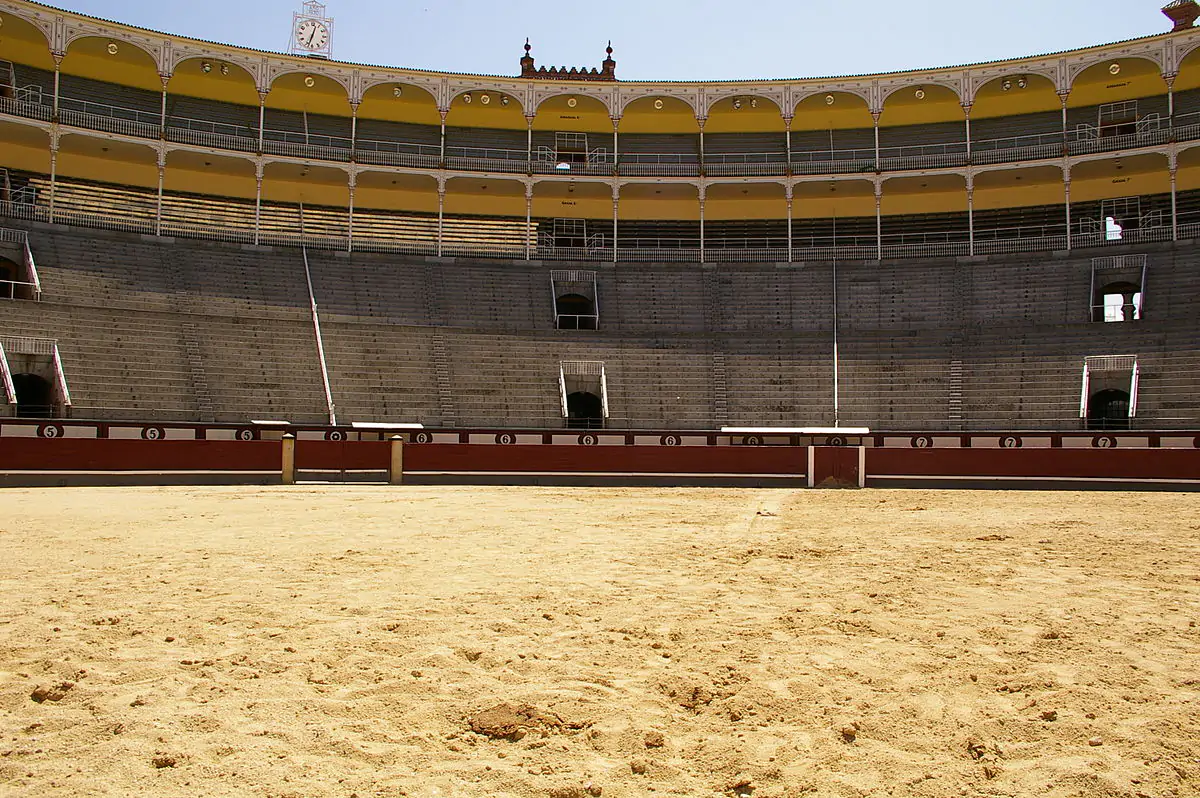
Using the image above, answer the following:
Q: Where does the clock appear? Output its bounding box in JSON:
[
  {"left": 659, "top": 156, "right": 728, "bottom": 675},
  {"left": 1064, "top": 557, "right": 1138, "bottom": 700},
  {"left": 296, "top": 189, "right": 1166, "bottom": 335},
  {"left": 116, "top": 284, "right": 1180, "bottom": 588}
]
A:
[{"left": 295, "top": 17, "right": 330, "bottom": 51}]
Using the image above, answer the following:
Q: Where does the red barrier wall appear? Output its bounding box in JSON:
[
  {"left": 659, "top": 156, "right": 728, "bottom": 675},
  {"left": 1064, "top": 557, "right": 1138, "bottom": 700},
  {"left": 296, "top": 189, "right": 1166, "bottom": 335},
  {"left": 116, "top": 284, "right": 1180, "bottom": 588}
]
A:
[
  {"left": 867, "top": 448, "right": 1200, "bottom": 480},
  {"left": 403, "top": 444, "right": 806, "bottom": 474},
  {"left": 294, "top": 440, "right": 390, "bottom": 470},
  {"left": 0, "top": 438, "right": 280, "bottom": 471}
]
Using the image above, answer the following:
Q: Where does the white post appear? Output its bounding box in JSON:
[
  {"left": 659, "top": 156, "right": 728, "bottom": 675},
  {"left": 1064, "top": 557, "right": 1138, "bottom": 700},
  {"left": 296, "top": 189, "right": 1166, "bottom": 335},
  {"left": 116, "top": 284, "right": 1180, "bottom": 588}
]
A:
[
  {"left": 697, "top": 116, "right": 705, "bottom": 171},
  {"left": 281, "top": 434, "right": 296, "bottom": 485},
  {"left": 783, "top": 115, "right": 792, "bottom": 164},
  {"left": 874, "top": 181, "right": 883, "bottom": 261},
  {"left": 1063, "top": 169, "right": 1072, "bottom": 251},
  {"left": 347, "top": 173, "right": 356, "bottom": 252},
  {"left": 350, "top": 101, "right": 359, "bottom": 156},
  {"left": 436, "top": 177, "right": 445, "bottom": 257},
  {"left": 155, "top": 151, "right": 165, "bottom": 236},
  {"left": 48, "top": 141, "right": 58, "bottom": 223},
  {"left": 526, "top": 115, "right": 534, "bottom": 168},
  {"left": 1170, "top": 157, "right": 1178, "bottom": 241},
  {"left": 254, "top": 162, "right": 264, "bottom": 245},
  {"left": 159, "top": 73, "right": 170, "bottom": 133},
  {"left": 611, "top": 116, "right": 620, "bottom": 172},
  {"left": 785, "top": 183, "right": 793, "bottom": 263},
  {"left": 52, "top": 52, "right": 62, "bottom": 118},
  {"left": 389, "top": 435, "right": 404, "bottom": 485},
  {"left": 612, "top": 184, "right": 619, "bottom": 263},
  {"left": 525, "top": 182, "right": 533, "bottom": 260},
  {"left": 963, "top": 102, "right": 972, "bottom": 161},
  {"left": 872, "top": 111, "right": 881, "bottom": 168},
  {"left": 439, "top": 108, "right": 448, "bottom": 165},
  {"left": 966, "top": 175, "right": 974, "bottom": 257},
  {"left": 258, "top": 90, "right": 267, "bottom": 152}
]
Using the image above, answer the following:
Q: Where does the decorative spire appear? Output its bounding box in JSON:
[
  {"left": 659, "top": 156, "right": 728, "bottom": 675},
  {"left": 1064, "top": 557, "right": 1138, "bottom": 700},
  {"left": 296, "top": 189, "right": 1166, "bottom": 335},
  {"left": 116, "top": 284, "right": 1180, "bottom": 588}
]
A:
[{"left": 518, "top": 39, "right": 617, "bottom": 81}]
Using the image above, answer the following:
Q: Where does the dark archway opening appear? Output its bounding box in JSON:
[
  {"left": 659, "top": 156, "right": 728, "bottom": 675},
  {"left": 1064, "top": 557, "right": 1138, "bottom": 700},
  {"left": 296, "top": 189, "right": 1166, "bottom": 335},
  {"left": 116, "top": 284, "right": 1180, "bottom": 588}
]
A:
[
  {"left": 566, "top": 391, "right": 603, "bottom": 429},
  {"left": 556, "top": 293, "right": 596, "bottom": 329},
  {"left": 1087, "top": 388, "right": 1130, "bottom": 430},
  {"left": 13, "top": 373, "right": 54, "bottom": 418},
  {"left": 0, "top": 257, "right": 16, "bottom": 300}
]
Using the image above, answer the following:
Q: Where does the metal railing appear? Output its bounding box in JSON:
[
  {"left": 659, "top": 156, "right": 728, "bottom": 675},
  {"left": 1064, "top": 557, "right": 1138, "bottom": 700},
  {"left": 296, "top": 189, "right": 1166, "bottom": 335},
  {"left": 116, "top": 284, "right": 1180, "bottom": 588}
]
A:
[{"left": 3, "top": 86, "right": 1199, "bottom": 178}]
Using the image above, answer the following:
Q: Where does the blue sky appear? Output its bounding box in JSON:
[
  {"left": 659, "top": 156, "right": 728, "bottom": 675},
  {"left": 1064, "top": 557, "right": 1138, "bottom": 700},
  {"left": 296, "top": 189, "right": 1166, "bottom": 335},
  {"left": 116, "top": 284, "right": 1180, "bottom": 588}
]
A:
[{"left": 48, "top": 0, "right": 1173, "bottom": 81}]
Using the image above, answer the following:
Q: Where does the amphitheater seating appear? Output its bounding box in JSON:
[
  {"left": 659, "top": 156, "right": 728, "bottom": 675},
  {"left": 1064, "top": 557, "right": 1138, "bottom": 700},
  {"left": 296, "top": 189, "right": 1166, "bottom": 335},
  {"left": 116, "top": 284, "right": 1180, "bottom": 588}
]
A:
[{"left": 2, "top": 217, "right": 1199, "bottom": 431}]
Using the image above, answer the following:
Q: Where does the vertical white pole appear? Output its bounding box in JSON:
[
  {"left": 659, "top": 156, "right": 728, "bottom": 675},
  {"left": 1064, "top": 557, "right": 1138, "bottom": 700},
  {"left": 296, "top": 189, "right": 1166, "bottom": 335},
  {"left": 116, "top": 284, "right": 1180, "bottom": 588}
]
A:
[
  {"left": 525, "top": 183, "right": 533, "bottom": 260},
  {"left": 786, "top": 184, "right": 793, "bottom": 263},
  {"left": 155, "top": 154, "right": 165, "bottom": 236},
  {"left": 966, "top": 175, "right": 974, "bottom": 257},
  {"left": 698, "top": 185, "right": 705, "bottom": 264},
  {"left": 347, "top": 175, "right": 355, "bottom": 253},
  {"left": 1063, "top": 169, "right": 1072, "bottom": 251},
  {"left": 612, "top": 184, "right": 619, "bottom": 263},
  {"left": 437, "top": 178, "right": 445, "bottom": 257}
]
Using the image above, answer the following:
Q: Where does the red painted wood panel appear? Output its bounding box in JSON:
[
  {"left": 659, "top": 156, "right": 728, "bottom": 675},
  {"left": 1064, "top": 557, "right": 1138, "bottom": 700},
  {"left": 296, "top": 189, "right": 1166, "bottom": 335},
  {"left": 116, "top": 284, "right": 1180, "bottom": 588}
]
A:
[
  {"left": 812, "top": 446, "right": 861, "bottom": 486},
  {"left": 404, "top": 444, "right": 806, "bottom": 474},
  {"left": 867, "top": 448, "right": 1200, "bottom": 480},
  {"left": 294, "top": 440, "right": 390, "bottom": 470},
  {"left": 0, "top": 438, "right": 280, "bottom": 471}
]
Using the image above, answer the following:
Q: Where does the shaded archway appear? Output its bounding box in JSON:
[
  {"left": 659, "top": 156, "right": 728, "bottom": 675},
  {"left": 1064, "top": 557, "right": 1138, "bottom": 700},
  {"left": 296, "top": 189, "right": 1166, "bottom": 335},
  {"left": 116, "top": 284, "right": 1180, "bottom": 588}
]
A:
[
  {"left": 566, "top": 391, "right": 603, "bottom": 428},
  {"left": 555, "top": 294, "right": 596, "bottom": 329},
  {"left": 13, "top": 373, "right": 53, "bottom": 417},
  {"left": 1087, "top": 389, "right": 1130, "bottom": 430},
  {"left": 1095, "top": 280, "right": 1142, "bottom": 323},
  {"left": 0, "top": 256, "right": 16, "bottom": 299}
]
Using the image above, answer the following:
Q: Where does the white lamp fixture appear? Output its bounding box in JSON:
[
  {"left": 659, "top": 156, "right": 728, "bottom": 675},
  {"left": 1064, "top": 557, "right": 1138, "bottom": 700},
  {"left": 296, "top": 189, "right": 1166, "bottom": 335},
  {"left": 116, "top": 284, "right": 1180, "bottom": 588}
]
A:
[
  {"left": 107, "top": 42, "right": 119, "bottom": 55},
  {"left": 463, "top": 92, "right": 472, "bottom": 104},
  {"left": 303, "top": 75, "right": 315, "bottom": 87},
  {"left": 393, "top": 86, "right": 403, "bottom": 97},
  {"left": 825, "top": 94, "right": 835, "bottom": 105}
]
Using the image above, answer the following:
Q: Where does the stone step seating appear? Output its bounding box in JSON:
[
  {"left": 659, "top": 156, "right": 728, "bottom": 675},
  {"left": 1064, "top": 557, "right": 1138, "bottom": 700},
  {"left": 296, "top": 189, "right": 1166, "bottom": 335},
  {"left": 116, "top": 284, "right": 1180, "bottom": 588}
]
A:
[
  {"left": 319, "top": 323, "right": 440, "bottom": 424},
  {"left": 307, "top": 253, "right": 431, "bottom": 322},
  {"left": 0, "top": 300, "right": 197, "bottom": 420},
  {"left": 189, "top": 315, "right": 328, "bottom": 424}
]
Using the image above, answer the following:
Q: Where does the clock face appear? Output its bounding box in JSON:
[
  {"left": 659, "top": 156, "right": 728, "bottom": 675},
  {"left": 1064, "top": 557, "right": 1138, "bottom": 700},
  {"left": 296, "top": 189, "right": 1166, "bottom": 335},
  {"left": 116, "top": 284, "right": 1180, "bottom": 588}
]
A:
[{"left": 295, "top": 17, "right": 329, "bottom": 51}]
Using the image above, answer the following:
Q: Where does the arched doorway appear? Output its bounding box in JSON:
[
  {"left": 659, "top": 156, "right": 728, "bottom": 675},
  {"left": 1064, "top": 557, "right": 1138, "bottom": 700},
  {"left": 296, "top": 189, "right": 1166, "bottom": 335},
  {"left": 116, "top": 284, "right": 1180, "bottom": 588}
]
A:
[
  {"left": 0, "top": 256, "right": 16, "bottom": 300},
  {"left": 1087, "top": 389, "right": 1130, "bottom": 430},
  {"left": 1095, "top": 280, "right": 1142, "bottom": 323},
  {"left": 566, "top": 391, "right": 603, "bottom": 429},
  {"left": 555, "top": 293, "right": 596, "bottom": 329},
  {"left": 13, "top": 373, "right": 54, "bottom": 417}
]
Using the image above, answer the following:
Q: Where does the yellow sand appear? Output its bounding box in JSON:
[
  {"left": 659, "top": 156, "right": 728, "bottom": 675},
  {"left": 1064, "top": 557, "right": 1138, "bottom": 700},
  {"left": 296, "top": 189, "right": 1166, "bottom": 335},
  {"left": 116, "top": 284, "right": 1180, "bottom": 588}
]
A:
[{"left": 0, "top": 486, "right": 1197, "bottom": 798}]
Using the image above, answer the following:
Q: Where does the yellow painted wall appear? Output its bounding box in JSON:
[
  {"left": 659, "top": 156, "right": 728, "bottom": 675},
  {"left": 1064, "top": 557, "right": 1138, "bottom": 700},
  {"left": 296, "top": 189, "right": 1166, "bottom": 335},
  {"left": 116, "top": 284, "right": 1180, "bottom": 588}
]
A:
[
  {"left": 1176, "top": 163, "right": 1200, "bottom": 191},
  {"left": 56, "top": 152, "right": 158, "bottom": 190},
  {"left": 974, "top": 182, "right": 1065, "bottom": 210},
  {"left": 707, "top": 197, "right": 787, "bottom": 220},
  {"left": 1071, "top": 171, "right": 1170, "bottom": 202},
  {"left": 881, "top": 189, "right": 967, "bottom": 215},
  {"left": 60, "top": 52, "right": 161, "bottom": 92},
  {"left": 0, "top": 33, "right": 55, "bottom": 70},
  {"left": 266, "top": 84, "right": 352, "bottom": 116},
  {"left": 793, "top": 193, "right": 874, "bottom": 218},
  {"left": 1069, "top": 71, "right": 1167, "bottom": 107},
  {"left": 164, "top": 169, "right": 256, "bottom": 201},
  {"left": 0, "top": 141, "right": 50, "bottom": 172},
  {"left": 355, "top": 185, "right": 439, "bottom": 214},
  {"left": 261, "top": 178, "right": 349, "bottom": 206},
  {"left": 532, "top": 195, "right": 611, "bottom": 219},
  {"left": 443, "top": 192, "right": 525, "bottom": 217},
  {"left": 619, "top": 197, "right": 700, "bottom": 221},
  {"left": 168, "top": 68, "right": 260, "bottom": 107}
]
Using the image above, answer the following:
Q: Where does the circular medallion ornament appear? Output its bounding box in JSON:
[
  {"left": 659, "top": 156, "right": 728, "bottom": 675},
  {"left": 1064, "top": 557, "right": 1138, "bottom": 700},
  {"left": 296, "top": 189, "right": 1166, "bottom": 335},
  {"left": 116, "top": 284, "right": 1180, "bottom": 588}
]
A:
[
  {"left": 911, "top": 435, "right": 933, "bottom": 449},
  {"left": 415, "top": 431, "right": 432, "bottom": 444},
  {"left": 236, "top": 428, "right": 256, "bottom": 441},
  {"left": 661, "top": 434, "right": 681, "bottom": 447},
  {"left": 999, "top": 435, "right": 1022, "bottom": 449},
  {"left": 1092, "top": 435, "right": 1117, "bottom": 449},
  {"left": 495, "top": 433, "right": 515, "bottom": 445},
  {"left": 141, "top": 426, "right": 165, "bottom": 440},
  {"left": 828, "top": 436, "right": 847, "bottom": 447},
  {"left": 38, "top": 423, "right": 63, "bottom": 439},
  {"left": 325, "top": 429, "right": 346, "bottom": 442},
  {"left": 744, "top": 435, "right": 762, "bottom": 447},
  {"left": 579, "top": 433, "right": 598, "bottom": 446},
  {"left": 567, "top": 97, "right": 578, "bottom": 108}
]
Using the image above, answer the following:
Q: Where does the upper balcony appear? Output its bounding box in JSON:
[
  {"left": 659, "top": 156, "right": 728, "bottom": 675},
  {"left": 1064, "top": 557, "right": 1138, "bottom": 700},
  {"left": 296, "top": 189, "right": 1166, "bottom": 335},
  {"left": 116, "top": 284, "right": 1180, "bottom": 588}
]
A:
[{"left": 4, "top": 59, "right": 1200, "bottom": 180}]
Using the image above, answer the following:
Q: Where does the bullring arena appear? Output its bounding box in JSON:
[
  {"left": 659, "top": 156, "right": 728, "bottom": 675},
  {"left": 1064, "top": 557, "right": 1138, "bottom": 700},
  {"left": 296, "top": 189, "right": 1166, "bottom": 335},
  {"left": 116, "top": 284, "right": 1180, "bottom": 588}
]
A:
[{"left": 0, "top": 0, "right": 1199, "bottom": 795}]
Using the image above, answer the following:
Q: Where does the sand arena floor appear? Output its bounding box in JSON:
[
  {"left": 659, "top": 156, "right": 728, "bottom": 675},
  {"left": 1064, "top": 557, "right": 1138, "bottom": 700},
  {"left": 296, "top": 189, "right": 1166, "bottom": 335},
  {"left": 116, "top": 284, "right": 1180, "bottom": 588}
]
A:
[{"left": 0, "top": 486, "right": 1197, "bottom": 798}]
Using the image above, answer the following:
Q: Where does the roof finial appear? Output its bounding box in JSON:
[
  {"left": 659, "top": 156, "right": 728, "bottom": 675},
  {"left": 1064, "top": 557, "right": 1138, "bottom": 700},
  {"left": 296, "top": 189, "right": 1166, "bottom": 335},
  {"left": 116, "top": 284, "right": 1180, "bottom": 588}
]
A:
[
  {"left": 525, "top": 38, "right": 532, "bottom": 55},
  {"left": 606, "top": 40, "right": 613, "bottom": 57}
]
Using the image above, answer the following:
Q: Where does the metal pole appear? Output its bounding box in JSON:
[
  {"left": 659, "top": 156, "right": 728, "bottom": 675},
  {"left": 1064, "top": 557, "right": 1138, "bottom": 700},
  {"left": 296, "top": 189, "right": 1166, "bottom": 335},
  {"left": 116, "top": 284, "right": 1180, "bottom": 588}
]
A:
[
  {"left": 874, "top": 184, "right": 882, "bottom": 261},
  {"left": 967, "top": 180, "right": 974, "bottom": 257},
  {"left": 786, "top": 188, "right": 793, "bottom": 263},
  {"left": 525, "top": 185, "right": 532, "bottom": 260},
  {"left": 612, "top": 186, "right": 619, "bottom": 264},
  {"left": 698, "top": 187, "right": 705, "bottom": 264},
  {"left": 258, "top": 92, "right": 267, "bottom": 152},
  {"left": 155, "top": 158, "right": 165, "bottom": 236},
  {"left": 1170, "top": 165, "right": 1178, "bottom": 241},
  {"left": 347, "top": 180, "right": 355, "bottom": 253},
  {"left": 1064, "top": 172, "right": 1072, "bottom": 251},
  {"left": 831, "top": 214, "right": 840, "bottom": 429},
  {"left": 437, "top": 182, "right": 445, "bottom": 257}
]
